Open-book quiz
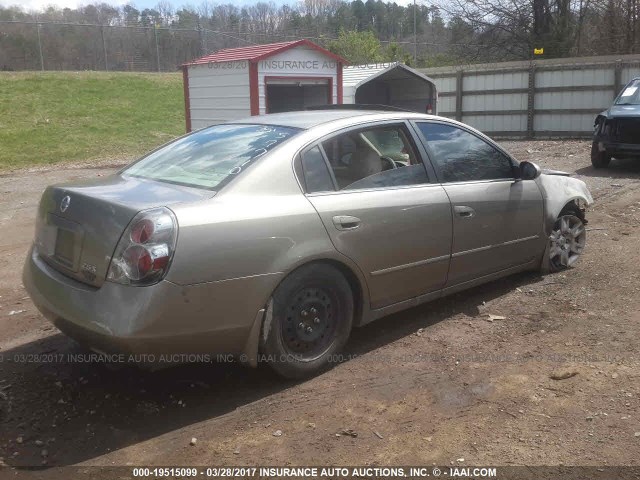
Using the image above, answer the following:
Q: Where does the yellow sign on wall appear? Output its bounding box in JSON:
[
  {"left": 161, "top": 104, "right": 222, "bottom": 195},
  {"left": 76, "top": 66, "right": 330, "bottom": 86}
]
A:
[{"left": 534, "top": 48, "right": 544, "bottom": 55}]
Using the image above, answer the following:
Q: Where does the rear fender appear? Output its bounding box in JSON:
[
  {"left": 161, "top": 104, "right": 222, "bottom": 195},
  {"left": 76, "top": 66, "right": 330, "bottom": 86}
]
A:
[{"left": 240, "top": 255, "right": 370, "bottom": 368}]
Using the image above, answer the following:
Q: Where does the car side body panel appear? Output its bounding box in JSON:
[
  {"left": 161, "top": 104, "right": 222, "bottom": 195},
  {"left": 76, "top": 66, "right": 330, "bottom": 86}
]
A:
[
  {"left": 22, "top": 111, "right": 595, "bottom": 371},
  {"left": 442, "top": 179, "right": 545, "bottom": 286},
  {"left": 306, "top": 184, "right": 452, "bottom": 309},
  {"left": 166, "top": 193, "right": 333, "bottom": 285}
]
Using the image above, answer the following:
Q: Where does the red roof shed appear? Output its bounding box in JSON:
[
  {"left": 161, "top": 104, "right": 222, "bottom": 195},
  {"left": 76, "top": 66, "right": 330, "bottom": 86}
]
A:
[{"left": 182, "top": 40, "right": 348, "bottom": 131}]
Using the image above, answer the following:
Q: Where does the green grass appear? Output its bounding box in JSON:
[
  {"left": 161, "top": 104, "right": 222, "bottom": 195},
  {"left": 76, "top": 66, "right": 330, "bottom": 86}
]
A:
[{"left": 0, "top": 71, "right": 185, "bottom": 170}]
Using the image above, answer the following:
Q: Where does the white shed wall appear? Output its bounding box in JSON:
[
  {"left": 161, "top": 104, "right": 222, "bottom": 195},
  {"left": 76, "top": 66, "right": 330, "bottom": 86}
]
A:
[{"left": 187, "top": 62, "right": 250, "bottom": 130}]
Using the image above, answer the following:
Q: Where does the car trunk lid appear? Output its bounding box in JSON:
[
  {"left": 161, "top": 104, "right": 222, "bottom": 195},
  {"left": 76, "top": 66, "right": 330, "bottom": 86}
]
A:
[{"left": 34, "top": 174, "right": 214, "bottom": 287}]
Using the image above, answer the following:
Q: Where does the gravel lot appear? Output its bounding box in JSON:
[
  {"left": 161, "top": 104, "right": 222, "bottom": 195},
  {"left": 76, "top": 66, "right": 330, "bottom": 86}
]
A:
[{"left": 1, "top": 140, "right": 640, "bottom": 471}]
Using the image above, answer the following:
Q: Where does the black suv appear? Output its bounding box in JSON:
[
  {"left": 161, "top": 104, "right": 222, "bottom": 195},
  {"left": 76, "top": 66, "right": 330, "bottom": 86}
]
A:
[{"left": 591, "top": 77, "right": 640, "bottom": 168}]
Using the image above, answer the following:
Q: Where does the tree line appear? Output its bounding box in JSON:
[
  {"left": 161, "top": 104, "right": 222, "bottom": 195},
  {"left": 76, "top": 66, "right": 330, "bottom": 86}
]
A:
[{"left": 0, "top": 0, "right": 638, "bottom": 71}]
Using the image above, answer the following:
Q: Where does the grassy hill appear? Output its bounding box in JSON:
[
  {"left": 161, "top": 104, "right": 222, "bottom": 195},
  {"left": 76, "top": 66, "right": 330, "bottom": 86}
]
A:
[{"left": 0, "top": 72, "right": 185, "bottom": 170}]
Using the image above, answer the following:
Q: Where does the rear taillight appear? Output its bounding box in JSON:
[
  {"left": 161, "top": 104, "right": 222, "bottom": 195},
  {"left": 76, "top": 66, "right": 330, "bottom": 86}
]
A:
[{"left": 107, "top": 207, "right": 177, "bottom": 286}]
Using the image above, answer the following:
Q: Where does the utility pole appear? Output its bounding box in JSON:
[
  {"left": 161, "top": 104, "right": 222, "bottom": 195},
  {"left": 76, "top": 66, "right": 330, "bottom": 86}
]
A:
[
  {"left": 413, "top": 0, "right": 417, "bottom": 65},
  {"left": 101, "top": 25, "right": 108, "bottom": 71},
  {"left": 197, "top": 21, "right": 205, "bottom": 56},
  {"left": 154, "top": 23, "right": 161, "bottom": 72},
  {"left": 36, "top": 19, "right": 44, "bottom": 71}
]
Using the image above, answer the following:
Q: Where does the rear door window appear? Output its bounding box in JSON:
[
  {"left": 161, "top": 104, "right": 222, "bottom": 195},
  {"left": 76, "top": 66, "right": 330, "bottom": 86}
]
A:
[
  {"left": 319, "top": 124, "right": 429, "bottom": 191},
  {"left": 300, "top": 146, "right": 335, "bottom": 193},
  {"left": 416, "top": 122, "right": 515, "bottom": 183}
]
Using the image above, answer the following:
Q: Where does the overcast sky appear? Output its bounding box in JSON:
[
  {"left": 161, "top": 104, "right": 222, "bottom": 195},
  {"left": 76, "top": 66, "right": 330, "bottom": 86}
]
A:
[
  {"left": 1, "top": 0, "right": 285, "bottom": 11},
  {"left": 0, "top": 0, "right": 416, "bottom": 13}
]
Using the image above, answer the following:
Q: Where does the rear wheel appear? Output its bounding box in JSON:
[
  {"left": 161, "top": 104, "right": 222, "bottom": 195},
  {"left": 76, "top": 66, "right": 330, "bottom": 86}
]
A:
[
  {"left": 260, "top": 263, "right": 354, "bottom": 379},
  {"left": 591, "top": 141, "right": 611, "bottom": 169},
  {"left": 548, "top": 208, "right": 586, "bottom": 272}
]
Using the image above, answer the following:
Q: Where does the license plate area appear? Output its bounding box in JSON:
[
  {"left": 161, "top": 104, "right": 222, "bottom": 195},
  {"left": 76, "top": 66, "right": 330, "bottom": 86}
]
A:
[
  {"left": 46, "top": 214, "right": 84, "bottom": 272},
  {"left": 54, "top": 228, "right": 76, "bottom": 267}
]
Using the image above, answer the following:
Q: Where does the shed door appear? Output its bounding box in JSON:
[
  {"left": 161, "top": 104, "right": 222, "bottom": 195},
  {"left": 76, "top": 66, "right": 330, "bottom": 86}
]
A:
[{"left": 266, "top": 78, "right": 330, "bottom": 113}]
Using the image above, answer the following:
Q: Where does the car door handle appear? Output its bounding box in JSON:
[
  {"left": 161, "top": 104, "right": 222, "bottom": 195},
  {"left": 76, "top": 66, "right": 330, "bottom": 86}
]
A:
[
  {"left": 332, "top": 215, "right": 361, "bottom": 230},
  {"left": 454, "top": 206, "right": 475, "bottom": 218}
]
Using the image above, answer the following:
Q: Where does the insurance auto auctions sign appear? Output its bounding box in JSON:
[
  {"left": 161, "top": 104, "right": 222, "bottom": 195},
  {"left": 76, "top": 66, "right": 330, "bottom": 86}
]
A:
[
  {"left": 260, "top": 59, "right": 338, "bottom": 70},
  {"left": 259, "top": 46, "right": 338, "bottom": 76},
  {"left": 129, "top": 466, "right": 499, "bottom": 478}
]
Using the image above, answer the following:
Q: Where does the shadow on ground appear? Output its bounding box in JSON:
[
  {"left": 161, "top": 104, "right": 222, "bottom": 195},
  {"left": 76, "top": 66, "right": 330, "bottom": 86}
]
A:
[
  {"left": 0, "top": 271, "right": 542, "bottom": 467},
  {"left": 576, "top": 157, "right": 640, "bottom": 178}
]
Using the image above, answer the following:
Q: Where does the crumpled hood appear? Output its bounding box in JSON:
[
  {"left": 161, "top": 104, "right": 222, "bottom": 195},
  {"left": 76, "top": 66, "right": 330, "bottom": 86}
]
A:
[
  {"left": 603, "top": 104, "right": 640, "bottom": 118},
  {"left": 541, "top": 168, "right": 571, "bottom": 176}
]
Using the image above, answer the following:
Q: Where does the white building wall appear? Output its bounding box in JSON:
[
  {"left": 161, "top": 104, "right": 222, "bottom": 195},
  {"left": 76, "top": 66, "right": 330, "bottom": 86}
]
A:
[
  {"left": 534, "top": 113, "right": 595, "bottom": 133},
  {"left": 464, "top": 71, "right": 528, "bottom": 91},
  {"left": 535, "top": 89, "right": 613, "bottom": 110},
  {"left": 257, "top": 46, "right": 339, "bottom": 114},
  {"left": 622, "top": 65, "right": 640, "bottom": 86},
  {"left": 463, "top": 114, "right": 528, "bottom": 133},
  {"left": 462, "top": 92, "right": 527, "bottom": 111},
  {"left": 536, "top": 67, "right": 613, "bottom": 88},
  {"left": 187, "top": 62, "right": 250, "bottom": 130},
  {"left": 422, "top": 54, "right": 640, "bottom": 137}
]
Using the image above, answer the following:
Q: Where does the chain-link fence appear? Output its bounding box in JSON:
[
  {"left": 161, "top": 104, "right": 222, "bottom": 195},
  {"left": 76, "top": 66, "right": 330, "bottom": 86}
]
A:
[{"left": 0, "top": 21, "right": 321, "bottom": 72}]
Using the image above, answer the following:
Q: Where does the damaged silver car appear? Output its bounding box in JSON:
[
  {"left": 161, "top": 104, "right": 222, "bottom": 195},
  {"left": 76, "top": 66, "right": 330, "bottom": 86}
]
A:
[
  {"left": 24, "top": 110, "right": 593, "bottom": 378},
  {"left": 592, "top": 77, "right": 640, "bottom": 168}
]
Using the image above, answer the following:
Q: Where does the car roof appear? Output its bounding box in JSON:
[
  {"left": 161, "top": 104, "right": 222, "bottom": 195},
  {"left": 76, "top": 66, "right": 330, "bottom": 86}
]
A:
[
  {"left": 229, "top": 110, "right": 508, "bottom": 156},
  {"left": 233, "top": 110, "right": 396, "bottom": 129}
]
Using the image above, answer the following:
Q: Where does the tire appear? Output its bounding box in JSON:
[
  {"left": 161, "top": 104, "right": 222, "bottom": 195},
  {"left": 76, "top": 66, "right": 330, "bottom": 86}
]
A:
[
  {"left": 260, "top": 263, "right": 354, "bottom": 379},
  {"left": 591, "top": 141, "right": 611, "bottom": 169},
  {"left": 548, "top": 207, "right": 586, "bottom": 272}
]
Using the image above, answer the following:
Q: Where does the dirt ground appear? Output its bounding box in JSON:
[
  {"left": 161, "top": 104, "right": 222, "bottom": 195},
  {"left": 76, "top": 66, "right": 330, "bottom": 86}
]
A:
[{"left": 1, "top": 140, "right": 639, "bottom": 472}]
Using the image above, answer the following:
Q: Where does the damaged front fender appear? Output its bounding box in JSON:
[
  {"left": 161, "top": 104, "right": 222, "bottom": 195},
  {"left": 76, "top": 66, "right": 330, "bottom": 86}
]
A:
[{"left": 536, "top": 173, "right": 594, "bottom": 235}]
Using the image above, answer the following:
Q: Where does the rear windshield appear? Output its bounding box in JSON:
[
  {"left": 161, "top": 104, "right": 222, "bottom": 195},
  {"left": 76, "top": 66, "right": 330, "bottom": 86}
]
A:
[
  {"left": 615, "top": 79, "right": 640, "bottom": 105},
  {"left": 123, "top": 124, "right": 300, "bottom": 190}
]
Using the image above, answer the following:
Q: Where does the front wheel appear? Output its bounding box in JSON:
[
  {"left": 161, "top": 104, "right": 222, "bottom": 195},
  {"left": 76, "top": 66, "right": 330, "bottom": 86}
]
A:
[
  {"left": 591, "top": 141, "right": 611, "bottom": 169},
  {"left": 260, "top": 263, "right": 354, "bottom": 379},
  {"left": 548, "top": 212, "right": 586, "bottom": 272}
]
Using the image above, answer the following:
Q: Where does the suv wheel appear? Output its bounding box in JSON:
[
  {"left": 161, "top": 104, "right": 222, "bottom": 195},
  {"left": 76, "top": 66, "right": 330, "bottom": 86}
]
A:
[{"left": 591, "top": 141, "right": 611, "bottom": 169}]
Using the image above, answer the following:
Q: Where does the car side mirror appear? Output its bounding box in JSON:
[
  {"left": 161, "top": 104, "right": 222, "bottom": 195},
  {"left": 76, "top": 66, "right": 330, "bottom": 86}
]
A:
[{"left": 519, "top": 161, "right": 541, "bottom": 180}]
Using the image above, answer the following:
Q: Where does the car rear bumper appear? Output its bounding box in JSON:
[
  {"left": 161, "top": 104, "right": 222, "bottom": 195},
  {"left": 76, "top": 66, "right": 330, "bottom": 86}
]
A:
[{"left": 23, "top": 245, "right": 281, "bottom": 361}]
